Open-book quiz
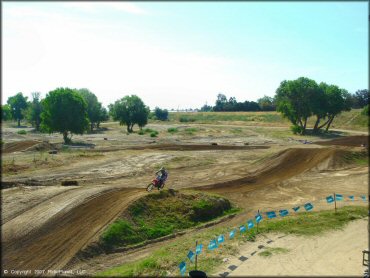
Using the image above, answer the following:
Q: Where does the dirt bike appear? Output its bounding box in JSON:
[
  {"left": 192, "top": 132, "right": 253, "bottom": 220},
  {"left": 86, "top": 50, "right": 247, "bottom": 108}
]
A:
[{"left": 146, "top": 176, "right": 165, "bottom": 192}]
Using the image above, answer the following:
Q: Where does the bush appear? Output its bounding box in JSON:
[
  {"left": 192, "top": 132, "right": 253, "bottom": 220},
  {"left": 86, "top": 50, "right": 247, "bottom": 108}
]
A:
[
  {"left": 290, "top": 125, "right": 303, "bottom": 135},
  {"left": 150, "top": 131, "right": 158, "bottom": 137},
  {"left": 154, "top": 107, "right": 169, "bottom": 121},
  {"left": 17, "top": 130, "right": 27, "bottom": 135},
  {"left": 361, "top": 105, "right": 369, "bottom": 116},
  {"left": 167, "top": 127, "right": 178, "bottom": 133}
]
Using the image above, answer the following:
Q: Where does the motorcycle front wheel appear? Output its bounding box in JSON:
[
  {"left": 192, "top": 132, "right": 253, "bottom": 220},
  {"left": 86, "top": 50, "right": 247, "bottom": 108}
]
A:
[{"left": 146, "top": 183, "right": 154, "bottom": 192}]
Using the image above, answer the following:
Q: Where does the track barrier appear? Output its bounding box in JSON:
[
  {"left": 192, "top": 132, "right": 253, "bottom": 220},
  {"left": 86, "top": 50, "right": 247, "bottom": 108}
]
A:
[{"left": 178, "top": 193, "right": 368, "bottom": 276}]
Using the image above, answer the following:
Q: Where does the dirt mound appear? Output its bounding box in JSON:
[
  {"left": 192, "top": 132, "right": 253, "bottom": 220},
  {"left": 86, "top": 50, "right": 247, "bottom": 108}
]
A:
[
  {"left": 316, "top": 136, "right": 368, "bottom": 147},
  {"left": 2, "top": 140, "right": 41, "bottom": 153},
  {"left": 25, "top": 141, "right": 60, "bottom": 152},
  {"left": 197, "top": 148, "right": 363, "bottom": 192}
]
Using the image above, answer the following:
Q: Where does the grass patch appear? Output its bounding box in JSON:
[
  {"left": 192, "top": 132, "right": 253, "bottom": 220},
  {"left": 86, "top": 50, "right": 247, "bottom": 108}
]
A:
[
  {"left": 17, "top": 130, "right": 27, "bottom": 135},
  {"left": 167, "top": 127, "right": 179, "bottom": 133},
  {"left": 98, "top": 206, "right": 366, "bottom": 277},
  {"left": 258, "top": 247, "right": 289, "bottom": 257},
  {"left": 183, "top": 128, "right": 198, "bottom": 136},
  {"left": 137, "top": 128, "right": 159, "bottom": 137},
  {"left": 100, "top": 190, "right": 237, "bottom": 249}
]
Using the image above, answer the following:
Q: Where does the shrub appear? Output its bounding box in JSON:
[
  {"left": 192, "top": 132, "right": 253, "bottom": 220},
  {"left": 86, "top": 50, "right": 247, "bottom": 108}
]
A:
[
  {"left": 290, "top": 125, "right": 303, "bottom": 135},
  {"left": 150, "top": 131, "right": 158, "bottom": 137},
  {"left": 17, "top": 130, "right": 27, "bottom": 135},
  {"left": 361, "top": 105, "right": 369, "bottom": 116},
  {"left": 167, "top": 127, "right": 178, "bottom": 133},
  {"left": 154, "top": 107, "right": 169, "bottom": 121}
]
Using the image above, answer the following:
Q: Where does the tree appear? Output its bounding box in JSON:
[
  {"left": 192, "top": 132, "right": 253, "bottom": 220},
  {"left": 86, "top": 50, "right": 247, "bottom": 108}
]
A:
[
  {"left": 154, "top": 107, "right": 169, "bottom": 121},
  {"left": 77, "top": 88, "right": 102, "bottom": 131},
  {"left": 1, "top": 104, "right": 12, "bottom": 121},
  {"left": 200, "top": 103, "right": 212, "bottom": 112},
  {"left": 214, "top": 93, "right": 227, "bottom": 111},
  {"left": 97, "top": 105, "right": 109, "bottom": 129},
  {"left": 7, "top": 92, "right": 28, "bottom": 127},
  {"left": 26, "top": 92, "right": 43, "bottom": 131},
  {"left": 109, "top": 95, "right": 149, "bottom": 133},
  {"left": 41, "top": 88, "right": 89, "bottom": 143},
  {"left": 351, "top": 89, "right": 369, "bottom": 108},
  {"left": 275, "top": 77, "right": 321, "bottom": 134},
  {"left": 312, "top": 83, "right": 351, "bottom": 132},
  {"left": 257, "top": 96, "right": 276, "bottom": 111}
]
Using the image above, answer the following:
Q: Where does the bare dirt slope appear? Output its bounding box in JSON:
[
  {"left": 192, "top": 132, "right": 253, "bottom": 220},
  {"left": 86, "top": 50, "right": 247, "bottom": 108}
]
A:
[
  {"left": 214, "top": 218, "right": 368, "bottom": 276},
  {"left": 2, "top": 188, "right": 145, "bottom": 270}
]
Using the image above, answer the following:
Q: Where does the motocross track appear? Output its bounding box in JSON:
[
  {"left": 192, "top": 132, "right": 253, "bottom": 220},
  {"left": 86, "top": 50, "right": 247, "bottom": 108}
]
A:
[{"left": 1, "top": 134, "right": 368, "bottom": 274}]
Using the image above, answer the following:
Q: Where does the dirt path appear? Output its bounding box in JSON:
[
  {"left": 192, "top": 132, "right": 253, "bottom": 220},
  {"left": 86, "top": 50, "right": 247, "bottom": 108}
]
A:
[
  {"left": 2, "top": 188, "right": 146, "bottom": 271},
  {"left": 214, "top": 218, "right": 368, "bottom": 276}
]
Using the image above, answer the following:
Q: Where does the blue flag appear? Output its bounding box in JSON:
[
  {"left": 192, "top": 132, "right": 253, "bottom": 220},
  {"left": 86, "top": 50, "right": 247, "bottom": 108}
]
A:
[
  {"left": 304, "top": 203, "right": 314, "bottom": 211},
  {"left": 196, "top": 244, "right": 203, "bottom": 255},
  {"left": 179, "top": 261, "right": 186, "bottom": 276},
  {"left": 218, "top": 235, "right": 225, "bottom": 244},
  {"left": 326, "top": 195, "right": 334, "bottom": 203},
  {"left": 361, "top": 195, "right": 367, "bottom": 201},
  {"left": 292, "top": 206, "right": 300, "bottom": 212},
  {"left": 208, "top": 239, "right": 218, "bottom": 250},
  {"left": 255, "top": 214, "right": 262, "bottom": 223},
  {"left": 187, "top": 250, "right": 195, "bottom": 262},
  {"left": 229, "top": 229, "right": 236, "bottom": 239},
  {"left": 247, "top": 220, "right": 254, "bottom": 229},
  {"left": 348, "top": 195, "right": 354, "bottom": 201},
  {"left": 335, "top": 194, "right": 343, "bottom": 201},
  {"left": 239, "top": 225, "right": 247, "bottom": 233},
  {"left": 266, "top": 211, "right": 277, "bottom": 219},
  {"left": 279, "top": 209, "right": 289, "bottom": 217}
]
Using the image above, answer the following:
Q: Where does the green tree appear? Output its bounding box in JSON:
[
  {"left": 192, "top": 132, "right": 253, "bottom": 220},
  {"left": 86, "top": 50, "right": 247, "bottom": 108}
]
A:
[
  {"left": 7, "top": 92, "right": 28, "bottom": 127},
  {"left": 257, "top": 96, "right": 276, "bottom": 111},
  {"left": 275, "top": 77, "right": 321, "bottom": 135},
  {"left": 97, "top": 106, "right": 109, "bottom": 129},
  {"left": 26, "top": 92, "right": 43, "bottom": 131},
  {"left": 77, "top": 88, "right": 102, "bottom": 131},
  {"left": 319, "top": 86, "right": 351, "bottom": 132},
  {"left": 109, "top": 95, "right": 149, "bottom": 133},
  {"left": 154, "top": 107, "right": 169, "bottom": 121},
  {"left": 351, "top": 89, "right": 369, "bottom": 109},
  {"left": 1, "top": 104, "right": 12, "bottom": 121},
  {"left": 41, "top": 88, "right": 89, "bottom": 143},
  {"left": 214, "top": 93, "right": 227, "bottom": 111}
]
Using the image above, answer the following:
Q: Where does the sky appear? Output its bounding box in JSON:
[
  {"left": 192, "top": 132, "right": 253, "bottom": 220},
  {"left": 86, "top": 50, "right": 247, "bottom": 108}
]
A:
[{"left": 2, "top": 1, "right": 368, "bottom": 110}]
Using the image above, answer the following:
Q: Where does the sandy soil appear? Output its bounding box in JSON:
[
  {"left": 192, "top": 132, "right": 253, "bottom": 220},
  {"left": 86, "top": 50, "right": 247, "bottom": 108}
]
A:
[
  {"left": 214, "top": 219, "right": 368, "bottom": 276},
  {"left": 1, "top": 122, "right": 368, "bottom": 276}
]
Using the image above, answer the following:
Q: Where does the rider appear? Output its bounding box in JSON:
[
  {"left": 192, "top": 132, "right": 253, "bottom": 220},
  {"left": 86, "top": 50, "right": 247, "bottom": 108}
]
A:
[{"left": 155, "top": 166, "right": 168, "bottom": 189}]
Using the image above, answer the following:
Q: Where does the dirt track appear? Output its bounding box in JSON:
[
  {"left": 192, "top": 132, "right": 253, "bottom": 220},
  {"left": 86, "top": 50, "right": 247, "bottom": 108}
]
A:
[
  {"left": 2, "top": 188, "right": 145, "bottom": 270},
  {"left": 1, "top": 135, "right": 368, "bottom": 275}
]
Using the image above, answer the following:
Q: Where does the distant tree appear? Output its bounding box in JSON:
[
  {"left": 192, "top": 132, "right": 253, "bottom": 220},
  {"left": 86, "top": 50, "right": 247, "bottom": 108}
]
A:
[
  {"left": 200, "top": 103, "right": 212, "bottom": 112},
  {"left": 26, "top": 92, "right": 43, "bottom": 131},
  {"left": 7, "top": 92, "right": 28, "bottom": 127},
  {"left": 257, "top": 96, "right": 276, "bottom": 111},
  {"left": 77, "top": 88, "right": 102, "bottom": 131},
  {"left": 41, "top": 88, "right": 89, "bottom": 143},
  {"left": 351, "top": 89, "right": 369, "bottom": 108},
  {"left": 1, "top": 104, "right": 12, "bottom": 121},
  {"left": 154, "top": 107, "right": 169, "bottom": 121},
  {"left": 214, "top": 93, "right": 227, "bottom": 111},
  {"left": 97, "top": 106, "right": 109, "bottom": 129},
  {"left": 109, "top": 95, "right": 149, "bottom": 133},
  {"left": 275, "top": 77, "right": 321, "bottom": 134}
]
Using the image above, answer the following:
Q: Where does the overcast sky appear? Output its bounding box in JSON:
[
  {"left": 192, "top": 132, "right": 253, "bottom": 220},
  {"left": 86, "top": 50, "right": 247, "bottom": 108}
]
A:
[{"left": 2, "top": 2, "right": 368, "bottom": 110}]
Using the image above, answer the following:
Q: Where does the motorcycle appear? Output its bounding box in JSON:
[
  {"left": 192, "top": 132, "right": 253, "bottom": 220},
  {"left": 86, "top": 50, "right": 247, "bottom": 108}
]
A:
[{"left": 146, "top": 176, "right": 165, "bottom": 192}]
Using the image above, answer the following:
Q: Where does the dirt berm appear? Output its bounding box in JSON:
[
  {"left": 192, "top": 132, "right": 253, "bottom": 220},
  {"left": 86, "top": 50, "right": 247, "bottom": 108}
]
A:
[{"left": 195, "top": 147, "right": 365, "bottom": 193}]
